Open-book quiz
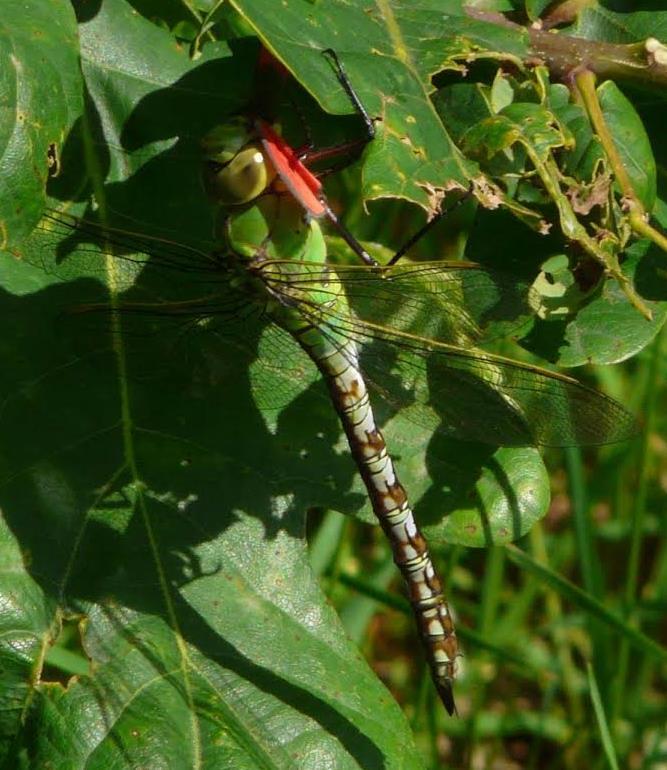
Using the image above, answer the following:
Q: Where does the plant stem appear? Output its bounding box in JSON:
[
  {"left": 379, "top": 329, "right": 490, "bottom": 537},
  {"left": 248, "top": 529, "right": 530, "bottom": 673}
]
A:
[
  {"left": 465, "top": 8, "right": 667, "bottom": 92},
  {"left": 529, "top": 30, "right": 667, "bottom": 93},
  {"left": 572, "top": 69, "right": 667, "bottom": 274}
]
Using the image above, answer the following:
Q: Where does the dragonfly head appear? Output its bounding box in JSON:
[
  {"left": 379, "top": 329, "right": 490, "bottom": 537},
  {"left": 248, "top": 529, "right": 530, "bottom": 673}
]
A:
[{"left": 201, "top": 117, "right": 276, "bottom": 207}]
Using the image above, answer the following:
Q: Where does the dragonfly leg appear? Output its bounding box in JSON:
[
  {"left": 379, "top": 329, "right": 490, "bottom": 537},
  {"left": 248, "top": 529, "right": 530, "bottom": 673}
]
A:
[
  {"left": 323, "top": 204, "right": 379, "bottom": 267},
  {"left": 322, "top": 48, "right": 375, "bottom": 142},
  {"left": 317, "top": 50, "right": 473, "bottom": 268},
  {"left": 296, "top": 49, "right": 377, "bottom": 169},
  {"left": 319, "top": 169, "right": 471, "bottom": 269}
]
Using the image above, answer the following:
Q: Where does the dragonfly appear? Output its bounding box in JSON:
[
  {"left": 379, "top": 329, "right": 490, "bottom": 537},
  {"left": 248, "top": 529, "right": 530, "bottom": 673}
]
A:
[{"left": 28, "top": 49, "right": 636, "bottom": 716}]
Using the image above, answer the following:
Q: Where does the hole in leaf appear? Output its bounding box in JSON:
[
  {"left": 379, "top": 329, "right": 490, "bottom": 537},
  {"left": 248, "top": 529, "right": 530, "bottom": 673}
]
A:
[
  {"left": 41, "top": 614, "right": 90, "bottom": 686},
  {"left": 47, "top": 143, "right": 60, "bottom": 178}
]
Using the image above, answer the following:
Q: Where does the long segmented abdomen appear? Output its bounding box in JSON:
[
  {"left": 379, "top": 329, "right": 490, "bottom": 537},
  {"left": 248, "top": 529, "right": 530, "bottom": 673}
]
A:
[{"left": 292, "top": 320, "right": 459, "bottom": 714}]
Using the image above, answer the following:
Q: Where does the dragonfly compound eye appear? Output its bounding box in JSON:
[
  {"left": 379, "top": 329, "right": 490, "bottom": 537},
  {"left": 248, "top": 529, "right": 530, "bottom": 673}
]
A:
[{"left": 202, "top": 142, "right": 277, "bottom": 206}]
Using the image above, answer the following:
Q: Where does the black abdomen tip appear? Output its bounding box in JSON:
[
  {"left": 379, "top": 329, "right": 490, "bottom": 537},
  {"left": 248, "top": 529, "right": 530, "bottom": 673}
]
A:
[{"left": 437, "top": 680, "right": 457, "bottom": 716}]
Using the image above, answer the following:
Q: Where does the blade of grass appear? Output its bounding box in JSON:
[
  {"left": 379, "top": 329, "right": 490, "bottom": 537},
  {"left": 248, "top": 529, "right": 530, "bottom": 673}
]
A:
[
  {"left": 479, "top": 545, "right": 505, "bottom": 636},
  {"left": 527, "top": 679, "right": 560, "bottom": 770},
  {"left": 565, "top": 445, "right": 610, "bottom": 706},
  {"left": 586, "top": 662, "right": 620, "bottom": 770},
  {"left": 529, "top": 524, "right": 583, "bottom": 729},
  {"left": 339, "top": 556, "right": 396, "bottom": 644},
  {"left": 612, "top": 326, "right": 665, "bottom": 723},
  {"left": 565, "top": 446, "right": 604, "bottom": 598},
  {"left": 505, "top": 544, "right": 667, "bottom": 663},
  {"left": 469, "top": 546, "right": 507, "bottom": 756},
  {"left": 309, "top": 508, "right": 346, "bottom": 576}
]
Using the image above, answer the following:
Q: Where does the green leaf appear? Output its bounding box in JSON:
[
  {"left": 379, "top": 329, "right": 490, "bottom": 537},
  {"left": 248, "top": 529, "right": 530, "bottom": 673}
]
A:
[
  {"left": 425, "top": 447, "right": 549, "bottom": 548},
  {"left": 524, "top": 239, "right": 667, "bottom": 366},
  {"left": 0, "top": 516, "right": 55, "bottom": 766},
  {"left": 598, "top": 80, "right": 656, "bottom": 211},
  {"left": 586, "top": 662, "right": 620, "bottom": 770},
  {"left": 229, "top": 0, "right": 531, "bottom": 212},
  {"left": 525, "top": 0, "right": 553, "bottom": 22},
  {"left": 0, "top": 3, "right": 430, "bottom": 764},
  {"left": 575, "top": 6, "right": 667, "bottom": 45},
  {"left": 0, "top": 0, "right": 81, "bottom": 248}
]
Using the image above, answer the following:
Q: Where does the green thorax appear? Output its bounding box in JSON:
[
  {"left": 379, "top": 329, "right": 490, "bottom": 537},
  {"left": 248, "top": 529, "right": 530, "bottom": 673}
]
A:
[
  {"left": 224, "top": 194, "right": 326, "bottom": 265},
  {"left": 226, "top": 194, "right": 350, "bottom": 340}
]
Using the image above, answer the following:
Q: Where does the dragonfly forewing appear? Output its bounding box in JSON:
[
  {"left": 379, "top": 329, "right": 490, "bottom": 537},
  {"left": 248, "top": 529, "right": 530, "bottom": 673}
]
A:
[
  {"left": 261, "top": 259, "right": 537, "bottom": 349},
  {"left": 259, "top": 260, "right": 637, "bottom": 447},
  {"left": 354, "top": 329, "right": 637, "bottom": 447}
]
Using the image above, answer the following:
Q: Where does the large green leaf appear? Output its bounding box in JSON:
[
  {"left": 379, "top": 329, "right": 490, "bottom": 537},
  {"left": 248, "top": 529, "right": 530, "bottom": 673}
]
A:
[
  {"left": 0, "top": 3, "right": 426, "bottom": 765},
  {"left": 0, "top": 0, "right": 81, "bottom": 248},
  {"left": 0, "top": 1, "right": 555, "bottom": 764},
  {"left": 0, "top": 248, "right": 425, "bottom": 766}
]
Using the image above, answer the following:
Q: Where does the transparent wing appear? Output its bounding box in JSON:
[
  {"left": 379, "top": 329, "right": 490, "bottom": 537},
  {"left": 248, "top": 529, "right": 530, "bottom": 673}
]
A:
[
  {"left": 19, "top": 210, "right": 635, "bottom": 446},
  {"left": 319, "top": 318, "right": 636, "bottom": 447},
  {"left": 18, "top": 209, "right": 317, "bottom": 408},
  {"left": 25, "top": 211, "right": 536, "bottom": 347},
  {"left": 248, "top": 323, "right": 320, "bottom": 410},
  {"left": 22, "top": 208, "right": 221, "bottom": 291},
  {"left": 260, "top": 259, "right": 535, "bottom": 348},
  {"left": 258, "top": 261, "right": 636, "bottom": 446}
]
